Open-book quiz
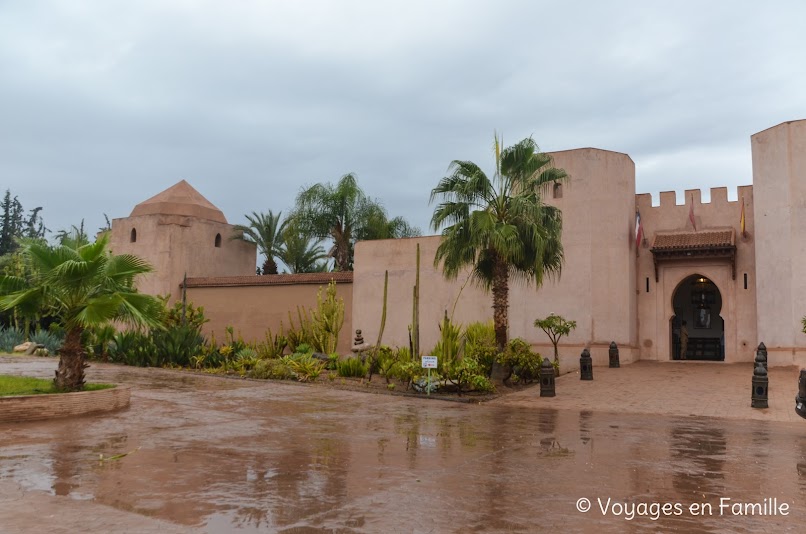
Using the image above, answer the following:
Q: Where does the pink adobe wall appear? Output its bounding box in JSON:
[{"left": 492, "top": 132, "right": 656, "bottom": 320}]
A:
[
  {"left": 352, "top": 148, "right": 639, "bottom": 371},
  {"left": 635, "top": 186, "right": 757, "bottom": 363},
  {"left": 752, "top": 119, "right": 806, "bottom": 367},
  {"left": 109, "top": 214, "right": 256, "bottom": 302},
  {"left": 185, "top": 277, "right": 354, "bottom": 354}
]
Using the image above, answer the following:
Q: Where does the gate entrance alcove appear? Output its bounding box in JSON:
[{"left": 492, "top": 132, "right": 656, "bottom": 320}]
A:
[{"left": 670, "top": 275, "right": 724, "bottom": 361}]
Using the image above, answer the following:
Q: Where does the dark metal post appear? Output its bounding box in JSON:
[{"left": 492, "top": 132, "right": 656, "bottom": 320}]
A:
[
  {"left": 580, "top": 348, "right": 593, "bottom": 380},
  {"left": 540, "top": 358, "right": 556, "bottom": 397},
  {"left": 609, "top": 341, "right": 620, "bottom": 368},
  {"left": 796, "top": 369, "right": 806, "bottom": 420},
  {"left": 751, "top": 363, "right": 769, "bottom": 409}
]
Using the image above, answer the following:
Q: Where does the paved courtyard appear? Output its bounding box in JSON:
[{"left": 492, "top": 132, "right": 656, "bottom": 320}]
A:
[
  {"left": 1, "top": 355, "right": 805, "bottom": 533},
  {"left": 499, "top": 360, "right": 804, "bottom": 423}
]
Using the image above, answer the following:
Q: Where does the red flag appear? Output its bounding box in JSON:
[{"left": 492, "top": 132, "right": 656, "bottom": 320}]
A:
[
  {"left": 635, "top": 211, "right": 643, "bottom": 249},
  {"left": 689, "top": 195, "right": 697, "bottom": 231}
]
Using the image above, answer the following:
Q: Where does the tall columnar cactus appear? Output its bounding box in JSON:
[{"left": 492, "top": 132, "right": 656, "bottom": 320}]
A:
[
  {"left": 368, "top": 270, "right": 388, "bottom": 381},
  {"left": 412, "top": 243, "right": 420, "bottom": 359},
  {"left": 310, "top": 281, "right": 345, "bottom": 354}
]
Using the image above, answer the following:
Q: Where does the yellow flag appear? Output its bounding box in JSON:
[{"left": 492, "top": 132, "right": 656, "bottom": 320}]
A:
[{"left": 740, "top": 197, "right": 746, "bottom": 237}]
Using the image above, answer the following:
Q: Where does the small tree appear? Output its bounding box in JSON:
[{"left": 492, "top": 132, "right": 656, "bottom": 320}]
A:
[
  {"left": 0, "top": 235, "right": 163, "bottom": 391},
  {"left": 534, "top": 314, "right": 577, "bottom": 363}
]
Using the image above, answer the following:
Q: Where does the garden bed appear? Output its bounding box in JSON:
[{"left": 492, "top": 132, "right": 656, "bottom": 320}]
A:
[
  {"left": 0, "top": 375, "right": 129, "bottom": 423},
  {"left": 177, "top": 366, "right": 539, "bottom": 403}
]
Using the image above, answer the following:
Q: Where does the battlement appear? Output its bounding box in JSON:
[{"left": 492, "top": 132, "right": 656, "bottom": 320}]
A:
[
  {"left": 635, "top": 185, "right": 753, "bottom": 235},
  {"left": 636, "top": 185, "right": 753, "bottom": 211}
]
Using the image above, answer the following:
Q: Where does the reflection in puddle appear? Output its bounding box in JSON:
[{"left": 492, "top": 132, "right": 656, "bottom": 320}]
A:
[{"left": 1, "top": 363, "right": 805, "bottom": 532}]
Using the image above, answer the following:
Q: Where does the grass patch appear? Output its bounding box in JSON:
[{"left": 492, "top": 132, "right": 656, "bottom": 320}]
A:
[{"left": 0, "top": 375, "right": 114, "bottom": 397}]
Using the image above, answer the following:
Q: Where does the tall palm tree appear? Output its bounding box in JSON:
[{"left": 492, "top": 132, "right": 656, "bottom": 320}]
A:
[
  {"left": 430, "top": 135, "right": 568, "bottom": 381},
  {"left": 231, "top": 211, "right": 287, "bottom": 275},
  {"left": 55, "top": 220, "right": 89, "bottom": 249},
  {"left": 294, "top": 174, "right": 420, "bottom": 271},
  {"left": 0, "top": 234, "right": 163, "bottom": 391},
  {"left": 277, "top": 219, "right": 330, "bottom": 273}
]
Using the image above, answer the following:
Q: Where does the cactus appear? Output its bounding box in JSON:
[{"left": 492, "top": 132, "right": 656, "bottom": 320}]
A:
[
  {"left": 368, "top": 270, "right": 388, "bottom": 381},
  {"left": 411, "top": 243, "right": 420, "bottom": 359}
]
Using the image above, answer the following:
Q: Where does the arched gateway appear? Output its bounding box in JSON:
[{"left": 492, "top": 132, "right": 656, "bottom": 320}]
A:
[{"left": 670, "top": 275, "right": 724, "bottom": 361}]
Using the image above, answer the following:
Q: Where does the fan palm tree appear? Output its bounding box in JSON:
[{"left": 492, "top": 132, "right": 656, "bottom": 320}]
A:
[
  {"left": 0, "top": 234, "right": 163, "bottom": 391},
  {"left": 294, "top": 173, "right": 420, "bottom": 271},
  {"left": 231, "top": 211, "right": 287, "bottom": 275},
  {"left": 430, "top": 134, "right": 568, "bottom": 381},
  {"left": 277, "top": 219, "right": 330, "bottom": 273}
]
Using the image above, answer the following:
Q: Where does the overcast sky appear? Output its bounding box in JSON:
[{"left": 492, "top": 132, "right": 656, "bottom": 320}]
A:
[{"left": 1, "top": 1, "right": 804, "bottom": 239}]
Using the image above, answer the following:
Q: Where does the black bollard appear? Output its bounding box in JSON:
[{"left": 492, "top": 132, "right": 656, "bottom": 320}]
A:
[
  {"left": 580, "top": 348, "right": 593, "bottom": 380},
  {"left": 609, "top": 341, "right": 620, "bottom": 368},
  {"left": 796, "top": 369, "right": 806, "bottom": 420},
  {"left": 755, "top": 342, "right": 768, "bottom": 372},
  {"left": 540, "top": 358, "right": 556, "bottom": 397},
  {"left": 751, "top": 363, "right": 769, "bottom": 409}
]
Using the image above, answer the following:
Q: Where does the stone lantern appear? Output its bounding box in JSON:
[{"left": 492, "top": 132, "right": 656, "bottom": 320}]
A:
[
  {"left": 540, "top": 358, "right": 556, "bottom": 397},
  {"left": 608, "top": 341, "right": 620, "bottom": 368},
  {"left": 751, "top": 363, "right": 769, "bottom": 409},
  {"left": 580, "top": 348, "right": 593, "bottom": 381},
  {"left": 755, "top": 342, "right": 768, "bottom": 372}
]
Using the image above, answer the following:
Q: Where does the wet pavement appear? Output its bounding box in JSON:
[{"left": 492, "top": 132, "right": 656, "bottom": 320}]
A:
[{"left": 1, "top": 355, "right": 806, "bottom": 533}]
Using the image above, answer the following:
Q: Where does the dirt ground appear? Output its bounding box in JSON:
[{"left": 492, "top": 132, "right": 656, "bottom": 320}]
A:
[{"left": 1, "top": 355, "right": 805, "bottom": 533}]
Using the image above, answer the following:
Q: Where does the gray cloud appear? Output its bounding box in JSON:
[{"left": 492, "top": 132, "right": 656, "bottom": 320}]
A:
[{"left": 1, "top": 1, "right": 804, "bottom": 237}]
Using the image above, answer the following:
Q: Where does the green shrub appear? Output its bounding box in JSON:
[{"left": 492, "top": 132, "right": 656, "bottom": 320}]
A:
[
  {"left": 337, "top": 357, "right": 368, "bottom": 378},
  {"left": 285, "top": 308, "right": 314, "bottom": 353},
  {"left": 109, "top": 330, "right": 159, "bottom": 367},
  {"left": 82, "top": 324, "right": 116, "bottom": 360},
  {"left": 443, "top": 356, "right": 494, "bottom": 393},
  {"left": 248, "top": 358, "right": 294, "bottom": 380},
  {"left": 160, "top": 296, "right": 209, "bottom": 330},
  {"left": 432, "top": 313, "right": 462, "bottom": 370},
  {"left": 365, "top": 345, "right": 395, "bottom": 380},
  {"left": 310, "top": 281, "right": 345, "bottom": 354},
  {"left": 282, "top": 353, "right": 325, "bottom": 382},
  {"left": 386, "top": 359, "right": 420, "bottom": 386},
  {"left": 293, "top": 343, "right": 313, "bottom": 356},
  {"left": 222, "top": 326, "right": 248, "bottom": 356},
  {"left": 372, "top": 346, "right": 413, "bottom": 383},
  {"left": 152, "top": 325, "right": 206, "bottom": 367},
  {"left": 30, "top": 328, "right": 63, "bottom": 355},
  {"left": 497, "top": 338, "right": 542, "bottom": 383},
  {"left": 326, "top": 353, "right": 340, "bottom": 370},
  {"left": 464, "top": 320, "right": 495, "bottom": 348},
  {"left": 464, "top": 321, "right": 496, "bottom": 376},
  {"left": 0, "top": 326, "right": 24, "bottom": 353},
  {"left": 257, "top": 327, "right": 287, "bottom": 359},
  {"left": 229, "top": 347, "right": 258, "bottom": 374}
]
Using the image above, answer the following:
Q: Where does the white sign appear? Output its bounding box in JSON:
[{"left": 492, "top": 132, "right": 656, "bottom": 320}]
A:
[{"left": 421, "top": 355, "right": 438, "bottom": 369}]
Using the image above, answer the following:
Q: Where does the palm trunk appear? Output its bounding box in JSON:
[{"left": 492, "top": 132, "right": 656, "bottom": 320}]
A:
[
  {"left": 54, "top": 327, "right": 87, "bottom": 391},
  {"left": 334, "top": 236, "right": 351, "bottom": 272},
  {"left": 262, "top": 257, "right": 278, "bottom": 275},
  {"left": 489, "top": 259, "right": 511, "bottom": 385}
]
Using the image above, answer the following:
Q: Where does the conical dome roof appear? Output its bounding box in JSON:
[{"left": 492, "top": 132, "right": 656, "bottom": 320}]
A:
[{"left": 130, "top": 180, "right": 227, "bottom": 223}]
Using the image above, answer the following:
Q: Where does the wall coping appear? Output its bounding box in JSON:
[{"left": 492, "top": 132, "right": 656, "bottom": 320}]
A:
[{"left": 184, "top": 272, "right": 353, "bottom": 288}]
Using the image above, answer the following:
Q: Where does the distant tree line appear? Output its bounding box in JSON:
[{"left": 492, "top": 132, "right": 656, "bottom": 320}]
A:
[
  {"left": 235, "top": 173, "right": 420, "bottom": 274},
  {"left": 0, "top": 190, "right": 47, "bottom": 256}
]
